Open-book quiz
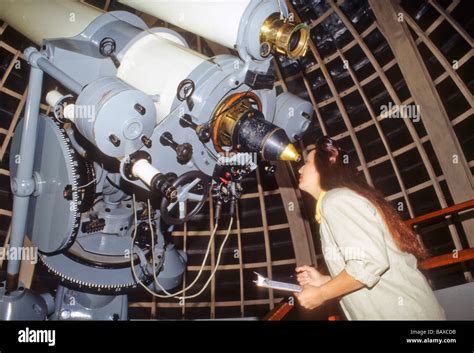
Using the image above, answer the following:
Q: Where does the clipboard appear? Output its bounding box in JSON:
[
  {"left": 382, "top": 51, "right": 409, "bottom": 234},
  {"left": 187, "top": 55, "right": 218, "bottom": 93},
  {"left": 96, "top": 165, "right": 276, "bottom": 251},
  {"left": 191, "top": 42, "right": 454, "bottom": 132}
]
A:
[{"left": 253, "top": 272, "right": 301, "bottom": 293}]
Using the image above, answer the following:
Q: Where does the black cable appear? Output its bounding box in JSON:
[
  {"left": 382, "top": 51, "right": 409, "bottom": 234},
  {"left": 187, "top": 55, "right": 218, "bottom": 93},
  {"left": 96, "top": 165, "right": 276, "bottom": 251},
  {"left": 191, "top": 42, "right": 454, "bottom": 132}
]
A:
[
  {"left": 106, "top": 175, "right": 122, "bottom": 191},
  {"left": 103, "top": 175, "right": 131, "bottom": 201}
]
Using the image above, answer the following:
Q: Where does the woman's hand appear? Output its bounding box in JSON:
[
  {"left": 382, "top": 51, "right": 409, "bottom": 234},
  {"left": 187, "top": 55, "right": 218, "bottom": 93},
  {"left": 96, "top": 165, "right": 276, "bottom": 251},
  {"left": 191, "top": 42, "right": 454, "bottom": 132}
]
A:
[
  {"left": 294, "top": 285, "right": 326, "bottom": 310},
  {"left": 296, "top": 265, "right": 331, "bottom": 287}
]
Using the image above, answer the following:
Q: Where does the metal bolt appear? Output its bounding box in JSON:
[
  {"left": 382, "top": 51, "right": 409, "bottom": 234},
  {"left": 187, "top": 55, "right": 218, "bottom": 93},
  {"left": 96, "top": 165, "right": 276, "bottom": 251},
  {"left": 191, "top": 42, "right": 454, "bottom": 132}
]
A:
[
  {"left": 109, "top": 134, "right": 121, "bottom": 147},
  {"left": 196, "top": 124, "right": 211, "bottom": 143},
  {"left": 179, "top": 114, "right": 197, "bottom": 129},
  {"left": 134, "top": 103, "right": 146, "bottom": 116},
  {"left": 160, "top": 132, "right": 177, "bottom": 149},
  {"left": 166, "top": 187, "right": 178, "bottom": 202},
  {"left": 141, "top": 135, "right": 152, "bottom": 148},
  {"left": 260, "top": 42, "right": 271, "bottom": 57}
]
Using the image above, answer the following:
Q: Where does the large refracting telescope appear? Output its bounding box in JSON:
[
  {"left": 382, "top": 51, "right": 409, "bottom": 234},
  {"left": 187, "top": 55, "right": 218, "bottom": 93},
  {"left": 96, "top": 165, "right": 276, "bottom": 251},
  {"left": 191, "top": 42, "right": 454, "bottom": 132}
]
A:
[{"left": 0, "top": 0, "right": 313, "bottom": 320}]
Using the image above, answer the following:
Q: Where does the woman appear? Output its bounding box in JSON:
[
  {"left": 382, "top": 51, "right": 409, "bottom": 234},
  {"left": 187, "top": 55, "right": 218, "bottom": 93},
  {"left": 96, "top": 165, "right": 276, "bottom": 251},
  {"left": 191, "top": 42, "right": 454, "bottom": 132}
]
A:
[{"left": 294, "top": 136, "right": 446, "bottom": 320}]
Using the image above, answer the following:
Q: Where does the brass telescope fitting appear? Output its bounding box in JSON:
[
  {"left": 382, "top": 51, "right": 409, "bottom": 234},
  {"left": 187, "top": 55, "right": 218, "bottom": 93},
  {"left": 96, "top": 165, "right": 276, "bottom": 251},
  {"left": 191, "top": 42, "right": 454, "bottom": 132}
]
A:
[
  {"left": 211, "top": 93, "right": 301, "bottom": 162},
  {"left": 260, "top": 13, "right": 310, "bottom": 59}
]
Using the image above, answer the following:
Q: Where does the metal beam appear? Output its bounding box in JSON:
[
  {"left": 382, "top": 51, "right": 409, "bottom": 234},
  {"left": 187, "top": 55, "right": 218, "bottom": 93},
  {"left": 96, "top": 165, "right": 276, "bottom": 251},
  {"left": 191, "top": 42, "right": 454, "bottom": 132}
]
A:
[
  {"left": 369, "top": 0, "right": 474, "bottom": 247},
  {"left": 271, "top": 56, "right": 318, "bottom": 267},
  {"left": 274, "top": 161, "right": 317, "bottom": 267}
]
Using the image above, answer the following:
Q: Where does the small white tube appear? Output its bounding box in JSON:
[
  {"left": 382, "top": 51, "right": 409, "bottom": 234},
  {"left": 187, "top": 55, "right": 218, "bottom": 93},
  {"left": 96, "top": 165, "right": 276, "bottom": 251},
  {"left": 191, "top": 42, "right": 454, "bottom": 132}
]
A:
[
  {"left": 0, "top": 0, "right": 101, "bottom": 46},
  {"left": 131, "top": 159, "right": 160, "bottom": 187},
  {"left": 46, "top": 90, "right": 63, "bottom": 107},
  {"left": 46, "top": 90, "right": 76, "bottom": 122}
]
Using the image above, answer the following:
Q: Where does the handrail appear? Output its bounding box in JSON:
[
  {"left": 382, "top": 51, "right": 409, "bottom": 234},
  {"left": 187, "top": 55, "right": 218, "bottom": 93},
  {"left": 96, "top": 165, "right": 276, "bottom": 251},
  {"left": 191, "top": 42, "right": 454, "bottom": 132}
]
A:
[
  {"left": 419, "top": 248, "right": 474, "bottom": 270},
  {"left": 263, "top": 299, "right": 294, "bottom": 321},
  {"left": 405, "top": 199, "right": 474, "bottom": 271},
  {"left": 405, "top": 199, "right": 474, "bottom": 227}
]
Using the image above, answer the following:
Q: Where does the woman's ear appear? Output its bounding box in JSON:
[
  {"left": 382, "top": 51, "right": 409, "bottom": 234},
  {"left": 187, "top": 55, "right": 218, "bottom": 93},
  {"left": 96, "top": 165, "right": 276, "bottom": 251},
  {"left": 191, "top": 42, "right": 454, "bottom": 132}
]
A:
[{"left": 329, "top": 156, "right": 337, "bottom": 164}]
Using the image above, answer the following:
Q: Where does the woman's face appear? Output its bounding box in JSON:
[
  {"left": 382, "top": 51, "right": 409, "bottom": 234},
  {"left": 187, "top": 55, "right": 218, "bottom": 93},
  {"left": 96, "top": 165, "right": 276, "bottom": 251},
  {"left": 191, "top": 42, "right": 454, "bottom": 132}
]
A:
[{"left": 298, "top": 150, "right": 321, "bottom": 197}]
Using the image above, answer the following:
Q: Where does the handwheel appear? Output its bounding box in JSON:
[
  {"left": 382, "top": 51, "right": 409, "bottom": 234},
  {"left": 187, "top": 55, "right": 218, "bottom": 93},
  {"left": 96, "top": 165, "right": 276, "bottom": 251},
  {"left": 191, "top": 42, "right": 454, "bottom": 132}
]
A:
[{"left": 160, "top": 170, "right": 211, "bottom": 225}]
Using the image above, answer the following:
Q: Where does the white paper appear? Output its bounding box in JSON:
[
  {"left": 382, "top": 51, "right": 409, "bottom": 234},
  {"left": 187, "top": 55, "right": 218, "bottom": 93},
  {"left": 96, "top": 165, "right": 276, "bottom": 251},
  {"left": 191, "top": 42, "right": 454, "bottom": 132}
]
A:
[{"left": 253, "top": 272, "right": 301, "bottom": 293}]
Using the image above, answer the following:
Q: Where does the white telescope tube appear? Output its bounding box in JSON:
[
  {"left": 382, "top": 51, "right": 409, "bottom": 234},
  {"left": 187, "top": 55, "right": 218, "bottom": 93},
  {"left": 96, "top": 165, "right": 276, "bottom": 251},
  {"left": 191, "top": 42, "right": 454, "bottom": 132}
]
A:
[
  {"left": 119, "top": 0, "right": 251, "bottom": 49},
  {"left": 117, "top": 0, "right": 309, "bottom": 60},
  {"left": 117, "top": 32, "right": 209, "bottom": 124},
  {"left": 0, "top": 0, "right": 101, "bottom": 46}
]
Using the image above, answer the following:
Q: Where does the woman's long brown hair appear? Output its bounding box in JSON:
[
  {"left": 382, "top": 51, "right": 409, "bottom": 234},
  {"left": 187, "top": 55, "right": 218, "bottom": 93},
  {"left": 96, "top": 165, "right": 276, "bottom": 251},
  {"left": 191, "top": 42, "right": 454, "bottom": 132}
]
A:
[{"left": 315, "top": 136, "right": 428, "bottom": 259}]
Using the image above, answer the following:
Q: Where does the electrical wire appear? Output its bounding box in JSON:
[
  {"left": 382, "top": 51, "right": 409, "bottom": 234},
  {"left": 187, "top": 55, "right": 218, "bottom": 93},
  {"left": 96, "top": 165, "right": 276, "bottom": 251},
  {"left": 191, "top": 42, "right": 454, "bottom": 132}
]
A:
[
  {"left": 129, "top": 194, "right": 211, "bottom": 298},
  {"left": 93, "top": 197, "right": 104, "bottom": 206},
  {"left": 106, "top": 175, "right": 122, "bottom": 191},
  {"left": 130, "top": 194, "right": 232, "bottom": 300},
  {"left": 73, "top": 163, "right": 104, "bottom": 191},
  {"left": 153, "top": 215, "right": 233, "bottom": 300},
  {"left": 203, "top": 142, "right": 220, "bottom": 162},
  {"left": 171, "top": 216, "right": 233, "bottom": 299}
]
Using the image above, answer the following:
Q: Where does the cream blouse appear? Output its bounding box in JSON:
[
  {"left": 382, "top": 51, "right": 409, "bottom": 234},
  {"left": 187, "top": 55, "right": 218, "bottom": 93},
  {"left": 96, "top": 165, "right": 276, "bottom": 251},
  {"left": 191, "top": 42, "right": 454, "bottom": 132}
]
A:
[{"left": 316, "top": 187, "right": 446, "bottom": 320}]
